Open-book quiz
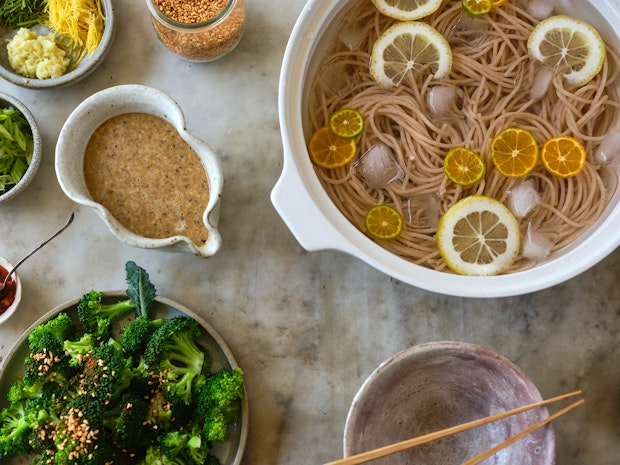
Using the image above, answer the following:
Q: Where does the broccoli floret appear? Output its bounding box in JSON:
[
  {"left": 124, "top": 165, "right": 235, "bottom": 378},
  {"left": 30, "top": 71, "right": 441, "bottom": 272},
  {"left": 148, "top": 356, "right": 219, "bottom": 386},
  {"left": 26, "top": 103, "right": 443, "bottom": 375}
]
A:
[
  {"left": 63, "top": 332, "right": 100, "bottom": 367},
  {"left": 53, "top": 394, "right": 114, "bottom": 465},
  {"left": 159, "top": 422, "right": 209, "bottom": 465},
  {"left": 103, "top": 391, "right": 152, "bottom": 450},
  {"left": 195, "top": 368, "right": 244, "bottom": 443},
  {"left": 139, "top": 444, "right": 185, "bottom": 465},
  {"left": 120, "top": 315, "right": 165, "bottom": 358},
  {"left": 144, "top": 316, "right": 206, "bottom": 405},
  {"left": 79, "top": 339, "right": 134, "bottom": 402},
  {"left": 28, "top": 312, "right": 75, "bottom": 354},
  {"left": 0, "top": 401, "right": 35, "bottom": 458},
  {"left": 77, "top": 290, "right": 136, "bottom": 338}
]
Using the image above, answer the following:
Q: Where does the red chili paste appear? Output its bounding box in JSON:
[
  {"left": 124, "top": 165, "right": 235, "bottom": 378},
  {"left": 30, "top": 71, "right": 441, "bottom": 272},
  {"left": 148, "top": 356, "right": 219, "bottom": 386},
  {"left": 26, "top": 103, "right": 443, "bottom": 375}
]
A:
[{"left": 0, "top": 265, "right": 17, "bottom": 315}]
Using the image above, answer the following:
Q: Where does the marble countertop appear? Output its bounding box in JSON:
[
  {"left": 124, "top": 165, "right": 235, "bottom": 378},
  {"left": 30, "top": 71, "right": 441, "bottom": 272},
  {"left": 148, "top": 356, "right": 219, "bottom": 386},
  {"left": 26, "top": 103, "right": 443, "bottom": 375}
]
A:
[{"left": 0, "top": 1, "right": 618, "bottom": 464}]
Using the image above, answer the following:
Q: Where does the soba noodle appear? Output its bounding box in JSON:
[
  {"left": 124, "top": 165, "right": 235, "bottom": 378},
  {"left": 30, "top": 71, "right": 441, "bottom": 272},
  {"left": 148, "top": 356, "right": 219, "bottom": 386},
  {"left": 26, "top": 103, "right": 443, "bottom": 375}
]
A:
[{"left": 308, "top": 0, "right": 620, "bottom": 273}]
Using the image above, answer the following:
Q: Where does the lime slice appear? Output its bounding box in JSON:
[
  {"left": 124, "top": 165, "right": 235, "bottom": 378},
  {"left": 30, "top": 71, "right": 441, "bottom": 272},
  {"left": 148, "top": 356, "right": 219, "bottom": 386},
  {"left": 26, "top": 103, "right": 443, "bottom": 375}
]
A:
[
  {"left": 329, "top": 108, "right": 364, "bottom": 139},
  {"left": 527, "top": 15, "right": 606, "bottom": 86},
  {"left": 436, "top": 196, "right": 520, "bottom": 276},
  {"left": 370, "top": 0, "right": 443, "bottom": 21},
  {"left": 365, "top": 205, "right": 404, "bottom": 240},
  {"left": 462, "top": 0, "right": 493, "bottom": 16},
  {"left": 370, "top": 21, "right": 452, "bottom": 88}
]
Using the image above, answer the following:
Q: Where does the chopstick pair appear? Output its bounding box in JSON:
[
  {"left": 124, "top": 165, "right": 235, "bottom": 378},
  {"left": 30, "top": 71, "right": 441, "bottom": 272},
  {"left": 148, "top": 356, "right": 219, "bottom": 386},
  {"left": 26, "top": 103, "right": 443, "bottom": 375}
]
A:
[{"left": 324, "top": 390, "right": 584, "bottom": 465}]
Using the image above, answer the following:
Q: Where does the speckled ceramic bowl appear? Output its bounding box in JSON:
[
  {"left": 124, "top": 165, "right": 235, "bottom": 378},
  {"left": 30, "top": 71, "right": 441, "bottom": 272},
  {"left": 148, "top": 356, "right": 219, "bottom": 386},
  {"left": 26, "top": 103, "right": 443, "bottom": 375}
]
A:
[
  {"left": 0, "top": 256, "right": 22, "bottom": 326},
  {"left": 272, "top": 0, "right": 620, "bottom": 297},
  {"left": 0, "top": 92, "right": 42, "bottom": 203},
  {"left": 344, "top": 342, "right": 555, "bottom": 465},
  {"left": 0, "top": 0, "right": 115, "bottom": 89},
  {"left": 55, "top": 84, "right": 223, "bottom": 258}
]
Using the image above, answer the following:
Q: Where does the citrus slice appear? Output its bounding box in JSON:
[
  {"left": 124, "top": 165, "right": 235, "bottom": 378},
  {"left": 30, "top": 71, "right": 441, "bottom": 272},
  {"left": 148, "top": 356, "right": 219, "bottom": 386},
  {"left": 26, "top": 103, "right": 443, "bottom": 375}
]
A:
[
  {"left": 490, "top": 127, "right": 539, "bottom": 178},
  {"left": 329, "top": 108, "right": 365, "bottom": 139},
  {"left": 365, "top": 204, "right": 404, "bottom": 240},
  {"left": 308, "top": 126, "right": 357, "bottom": 169},
  {"left": 527, "top": 15, "right": 605, "bottom": 86},
  {"left": 370, "top": 21, "right": 452, "bottom": 88},
  {"left": 541, "top": 135, "right": 586, "bottom": 178},
  {"left": 462, "top": 0, "right": 493, "bottom": 16},
  {"left": 443, "top": 147, "right": 485, "bottom": 187},
  {"left": 370, "top": 0, "right": 443, "bottom": 21},
  {"left": 436, "top": 195, "right": 520, "bottom": 276},
  {"left": 492, "top": 0, "right": 506, "bottom": 6}
]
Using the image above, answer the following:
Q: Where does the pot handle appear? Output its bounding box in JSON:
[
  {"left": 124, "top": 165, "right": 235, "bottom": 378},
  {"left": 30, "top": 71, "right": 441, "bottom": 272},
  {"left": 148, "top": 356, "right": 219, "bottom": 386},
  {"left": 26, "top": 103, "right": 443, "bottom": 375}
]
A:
[{"left": 270, "top": 156, "right": 352, "bottom": 253}]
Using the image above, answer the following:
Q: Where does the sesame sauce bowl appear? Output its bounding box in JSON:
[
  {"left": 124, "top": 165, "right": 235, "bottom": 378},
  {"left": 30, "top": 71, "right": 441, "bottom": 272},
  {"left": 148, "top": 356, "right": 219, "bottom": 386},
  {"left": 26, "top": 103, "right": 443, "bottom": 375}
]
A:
[{"left": 55, "top": 84, "right": 223, "bottom": 258}]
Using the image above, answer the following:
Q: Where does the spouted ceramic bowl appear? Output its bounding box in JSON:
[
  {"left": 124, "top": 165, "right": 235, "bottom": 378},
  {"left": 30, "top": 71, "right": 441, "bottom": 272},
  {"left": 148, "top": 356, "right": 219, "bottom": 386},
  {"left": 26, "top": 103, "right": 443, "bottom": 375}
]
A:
[
  {"left": 271, "top": 0, "right": 620, "bottom": 297},
  {"left": 344, "top": 342, "right": 555, "bottom": 465},
  {"left": 0, "top": 92, "right": 42, "bottom": 204},
  {"left": 55, "top": 84, "right": 223, "bottom": 258},
  {"left": 0, "top": 0, "right": 115, "bottom": 89}
]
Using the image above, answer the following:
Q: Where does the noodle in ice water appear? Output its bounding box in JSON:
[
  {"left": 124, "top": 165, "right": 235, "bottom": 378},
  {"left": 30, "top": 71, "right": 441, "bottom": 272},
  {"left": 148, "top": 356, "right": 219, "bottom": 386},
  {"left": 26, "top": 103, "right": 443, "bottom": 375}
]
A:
[{"left": 307, "top": 0, "right": 620, "bottom": 273}]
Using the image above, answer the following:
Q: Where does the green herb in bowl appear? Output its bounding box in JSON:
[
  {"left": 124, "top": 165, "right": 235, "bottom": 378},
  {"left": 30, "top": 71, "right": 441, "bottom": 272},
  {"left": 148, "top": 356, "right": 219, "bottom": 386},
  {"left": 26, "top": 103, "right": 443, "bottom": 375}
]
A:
[{"left": 0, "top": 105, "right": 34, "bottom": 196}]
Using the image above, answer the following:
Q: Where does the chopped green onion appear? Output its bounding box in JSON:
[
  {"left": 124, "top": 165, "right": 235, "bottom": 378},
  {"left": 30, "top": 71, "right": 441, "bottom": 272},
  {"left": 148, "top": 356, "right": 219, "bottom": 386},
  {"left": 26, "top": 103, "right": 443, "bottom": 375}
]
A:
[
  {"left": 0, "top": 105, "right": 34, "bottom": 195},
  {"left": 0, "top": 0, "right": 48, "bottom": 28}
]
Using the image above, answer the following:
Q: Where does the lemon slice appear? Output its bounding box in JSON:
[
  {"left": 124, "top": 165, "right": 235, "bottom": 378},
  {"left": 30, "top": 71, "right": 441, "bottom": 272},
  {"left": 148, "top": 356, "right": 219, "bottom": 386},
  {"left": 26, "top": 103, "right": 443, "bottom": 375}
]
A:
[
  {"left": 527, "top": 15, "right": 605, "bottom": 86},
  {"left": 436, "top": 196, "right": 520, "bottom": 276},
  {"left": 370, "top": 0, "right": 443, "bottom": 21},
  {"left": 370, "top": 21, "right": 452, "bottom": 88}
]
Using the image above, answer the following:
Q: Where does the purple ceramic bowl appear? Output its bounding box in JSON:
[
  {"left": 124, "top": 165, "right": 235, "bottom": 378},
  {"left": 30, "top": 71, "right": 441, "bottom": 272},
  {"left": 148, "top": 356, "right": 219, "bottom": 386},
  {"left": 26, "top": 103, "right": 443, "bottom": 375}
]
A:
[{"left": 344, "top": 342, "right": 555, "bottom": 465}]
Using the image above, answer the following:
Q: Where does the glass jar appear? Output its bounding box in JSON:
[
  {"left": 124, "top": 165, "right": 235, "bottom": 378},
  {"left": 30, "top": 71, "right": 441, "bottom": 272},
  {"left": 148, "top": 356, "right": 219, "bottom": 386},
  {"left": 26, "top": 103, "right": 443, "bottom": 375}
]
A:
[{"left": 145, "top": 0, "right": 245, "bottom": 62}]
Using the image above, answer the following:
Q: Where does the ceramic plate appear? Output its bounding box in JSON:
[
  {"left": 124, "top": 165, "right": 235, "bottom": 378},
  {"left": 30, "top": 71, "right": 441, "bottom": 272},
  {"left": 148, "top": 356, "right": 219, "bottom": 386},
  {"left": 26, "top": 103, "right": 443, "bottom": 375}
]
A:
[{"left": 0, "top": 292, "right": 248, "bottom": 465}]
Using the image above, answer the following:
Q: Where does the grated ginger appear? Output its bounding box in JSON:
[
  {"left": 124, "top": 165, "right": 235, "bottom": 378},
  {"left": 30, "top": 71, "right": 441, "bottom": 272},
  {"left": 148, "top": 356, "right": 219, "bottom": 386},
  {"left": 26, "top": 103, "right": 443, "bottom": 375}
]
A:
[
  {"left": 46, "top": 0, "right": 105, "bottom": 63},
  {"left": 7, "top": 28, "right": 70, "bottom": 79}
]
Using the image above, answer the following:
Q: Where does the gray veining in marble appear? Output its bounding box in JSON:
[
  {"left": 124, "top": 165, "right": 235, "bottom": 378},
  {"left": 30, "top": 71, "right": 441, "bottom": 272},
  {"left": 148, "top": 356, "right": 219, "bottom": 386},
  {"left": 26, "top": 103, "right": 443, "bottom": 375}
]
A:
[{"left": 0, "top": 1, "right": 619, "bottom": 464}]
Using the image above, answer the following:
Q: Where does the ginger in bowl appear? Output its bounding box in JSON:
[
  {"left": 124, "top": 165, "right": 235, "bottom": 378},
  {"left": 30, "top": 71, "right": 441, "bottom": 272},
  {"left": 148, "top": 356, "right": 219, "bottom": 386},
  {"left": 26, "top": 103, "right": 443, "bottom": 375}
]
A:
[{"left": 55, "top": 85, "right": 223, "bottom": 258}]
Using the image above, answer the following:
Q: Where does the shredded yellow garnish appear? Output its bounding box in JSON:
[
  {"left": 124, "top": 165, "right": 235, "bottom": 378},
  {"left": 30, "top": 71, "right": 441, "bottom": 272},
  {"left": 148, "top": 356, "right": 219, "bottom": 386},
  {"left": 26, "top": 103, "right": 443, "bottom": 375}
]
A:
[{"left": 45, "top": 0, "right": 106, "bottom": 64}]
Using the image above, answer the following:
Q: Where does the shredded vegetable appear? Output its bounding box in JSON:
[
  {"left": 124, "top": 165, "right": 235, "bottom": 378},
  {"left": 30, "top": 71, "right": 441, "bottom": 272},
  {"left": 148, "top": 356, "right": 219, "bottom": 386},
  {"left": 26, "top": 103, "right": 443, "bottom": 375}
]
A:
[
  {"left": 0, "top": 0, "right": 47, "bottom": 28},
  {"left": 0, "top": 106, "right": 34, "bottom": 195},
  {"left": 45, "top": 0, "right": 105, "bottom": 63}
]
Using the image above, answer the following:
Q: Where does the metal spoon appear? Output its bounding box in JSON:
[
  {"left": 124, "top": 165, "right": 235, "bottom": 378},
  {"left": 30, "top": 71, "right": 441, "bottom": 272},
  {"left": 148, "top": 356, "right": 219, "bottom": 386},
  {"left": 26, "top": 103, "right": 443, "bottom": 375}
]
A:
[{"left": 0, "top": 212, "right": 75, "bottom": 299}]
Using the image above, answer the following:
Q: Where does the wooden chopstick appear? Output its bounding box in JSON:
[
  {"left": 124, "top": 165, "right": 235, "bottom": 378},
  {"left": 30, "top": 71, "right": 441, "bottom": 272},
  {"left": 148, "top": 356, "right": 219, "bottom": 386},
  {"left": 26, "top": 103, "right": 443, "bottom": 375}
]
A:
[
  {"left": 461, "top": 398, "right": 584, "bottom": 465},
  {"left": 323, "top": 390, "right": 582, "bottom": 465}
]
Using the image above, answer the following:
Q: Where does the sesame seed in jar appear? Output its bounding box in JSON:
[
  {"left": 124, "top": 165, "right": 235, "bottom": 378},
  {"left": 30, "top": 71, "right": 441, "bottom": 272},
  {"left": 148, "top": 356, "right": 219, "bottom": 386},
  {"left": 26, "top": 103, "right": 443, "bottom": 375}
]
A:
[
  {"left": 146, "top": 0, "right": 245, "bottom": 62},
  {"left": 154, "top": 0, "right": 228, "bottom": 24}
]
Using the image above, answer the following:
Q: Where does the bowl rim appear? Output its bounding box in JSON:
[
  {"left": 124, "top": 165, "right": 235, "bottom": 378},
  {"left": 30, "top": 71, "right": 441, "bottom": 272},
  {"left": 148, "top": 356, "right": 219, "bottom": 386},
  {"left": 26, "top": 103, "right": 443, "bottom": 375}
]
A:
[
  {"left": 55, "top": 84, "right": 224, "bottom": 258},
  {"left": 343, "top": 341, "right": 554, "bottom": 462},
  {"left": 272, "top": 0, "right": 620, "bottom": 297},
  {"left": 0, "top": 91, "right": 42, "bottom": 203},
  {"left": 0, "top": 256, "right": 22, "bottom": 326},
  {"left": 0, "top": 0, "right": 115, "bottom": 89}
]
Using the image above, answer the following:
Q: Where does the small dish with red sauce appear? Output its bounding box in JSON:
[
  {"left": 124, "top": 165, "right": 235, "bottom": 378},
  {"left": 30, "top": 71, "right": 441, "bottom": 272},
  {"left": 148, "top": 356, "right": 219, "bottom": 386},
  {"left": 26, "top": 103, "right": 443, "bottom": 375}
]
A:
[{"left": 0, "top": 256, "right": 21, "bottom": 325}]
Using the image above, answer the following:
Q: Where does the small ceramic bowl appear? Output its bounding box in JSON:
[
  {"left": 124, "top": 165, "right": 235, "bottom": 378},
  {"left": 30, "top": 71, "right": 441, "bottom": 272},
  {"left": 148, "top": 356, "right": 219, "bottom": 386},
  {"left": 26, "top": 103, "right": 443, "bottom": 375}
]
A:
[
  {"left": 344, "top": 342, "right": 555, "bottom": 465},
  {"left": 0, "top": 92, "right": 42, "bottom": 204},
  {"left": 55, "top": 84, "right": 223, "bottom": 258},
  {"left": 0, "top": 256, "right": 22, "bottom": 326},
  {"left": 0, "top": 0, "right": 115, "bottom": 89}
]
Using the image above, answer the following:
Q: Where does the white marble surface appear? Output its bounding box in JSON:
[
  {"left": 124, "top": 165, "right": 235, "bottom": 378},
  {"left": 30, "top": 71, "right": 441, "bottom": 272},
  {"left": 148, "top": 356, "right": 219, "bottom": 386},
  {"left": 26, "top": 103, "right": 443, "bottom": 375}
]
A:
[{"left": 0, "top": 1, "right": 619, "bottom": 464}]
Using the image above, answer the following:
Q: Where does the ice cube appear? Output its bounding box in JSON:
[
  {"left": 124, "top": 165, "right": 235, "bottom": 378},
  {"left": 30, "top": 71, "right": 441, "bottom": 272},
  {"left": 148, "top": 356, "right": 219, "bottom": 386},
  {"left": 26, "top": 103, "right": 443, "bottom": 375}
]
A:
[
  {"left": 319, "top": 57, "right": 359, "bottom": 96},
  {"left": 338, "top": 18, "right": 366, "bottom": 51},
  {"left": 352, "top": 143, "right": 405, "bottom": 188},
  {"left": 522, "top": 224, "right": 554, "bottom": 260},
  {"left": 507, "top": 179, "right": 542, "bottom": 218},
  {"left": 526, "top": 0, "right": 556, "bottom": 20},
  {"left": 427, "top": 85, "right": 459, "bottom": 118},
  {"left": 529, "top": 65, "right": 554, "bottom": 101},
  {"left": 595, "top": 129, "right": 620, "bottom": 168},
  {"left": 407, "top": 195, "right": 440, "bottom": 229}
]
